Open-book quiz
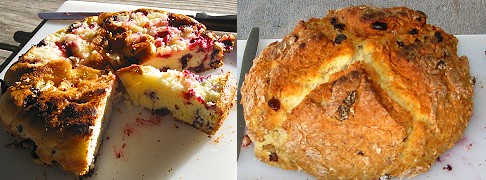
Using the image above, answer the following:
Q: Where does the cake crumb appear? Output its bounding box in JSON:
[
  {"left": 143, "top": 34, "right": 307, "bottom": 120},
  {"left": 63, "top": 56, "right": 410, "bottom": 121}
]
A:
[
  {"left": 242, "top": 135, "right": 252, "bottom": 148},
  {"left": 443, "top": 164, "right": 452, "bottom": 171},
  {"left": 212, "top": 137, "right": 221, "bottom": 144}
]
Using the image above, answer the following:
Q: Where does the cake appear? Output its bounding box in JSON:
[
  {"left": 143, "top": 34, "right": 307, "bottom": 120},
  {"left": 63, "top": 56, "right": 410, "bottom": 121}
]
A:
[
  {"left": 0, "top": 59, "right": 117, "bottom": 175},
  {"left": 0, "top": 8, "right": 235, "bottom": 176},
  {"left": 98, "top": 9, "right": 235, "bottom": 71},
  {"left": 117, "top": 65, "right": 236, "bottom": 135},
  {"left": 241, "top": 5, "right": 473, "bottom": 179}
]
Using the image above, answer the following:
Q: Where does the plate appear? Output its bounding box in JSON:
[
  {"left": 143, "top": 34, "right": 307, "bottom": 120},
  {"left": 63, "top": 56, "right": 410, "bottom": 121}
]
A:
[
  {"left": 0, "top": 1, "right": 237, "bottom": 179},
  {"left": 237, "top": 35, "right": 486, "bottom": 179}
]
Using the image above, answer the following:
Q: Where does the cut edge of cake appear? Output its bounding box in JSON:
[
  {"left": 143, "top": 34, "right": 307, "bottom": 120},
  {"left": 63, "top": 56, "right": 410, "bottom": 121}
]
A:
[{"left": 116, "top": 65, "right": 236, "bottom": 135}]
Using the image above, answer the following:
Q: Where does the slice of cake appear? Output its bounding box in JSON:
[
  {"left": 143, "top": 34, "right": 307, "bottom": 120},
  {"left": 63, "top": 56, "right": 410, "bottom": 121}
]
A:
[
  {"left": 0, "top": 59, "right": 117, "bottom": 175},
  {"left": 117, "top": 65, "right": 236, "bottom": 134}
]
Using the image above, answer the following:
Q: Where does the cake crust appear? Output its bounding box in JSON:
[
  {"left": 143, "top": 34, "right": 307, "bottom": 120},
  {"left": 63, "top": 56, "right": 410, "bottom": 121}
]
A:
[
  {"left": 241, "top": 5, "right": 473, "bottom": 179},
  {"left": 0, "top": 59, "right": 117, "bottom": 175},
  {"left": 0, "top": 8, "right": 235, "bottom": 176}
]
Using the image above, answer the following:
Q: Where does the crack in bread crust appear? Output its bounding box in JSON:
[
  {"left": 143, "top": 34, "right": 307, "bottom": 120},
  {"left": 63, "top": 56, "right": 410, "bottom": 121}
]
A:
[{"left": 241, "top": 5, "right": 473, "bottom": 179}]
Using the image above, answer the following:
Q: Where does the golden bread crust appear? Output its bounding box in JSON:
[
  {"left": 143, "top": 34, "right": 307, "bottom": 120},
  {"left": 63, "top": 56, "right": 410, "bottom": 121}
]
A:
[{"left": 241, "top": 5, "right": 473, "bottom": 179}]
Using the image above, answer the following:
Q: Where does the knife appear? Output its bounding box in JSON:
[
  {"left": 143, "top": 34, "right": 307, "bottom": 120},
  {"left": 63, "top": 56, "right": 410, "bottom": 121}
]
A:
[
  {"left": 237, "top": 27, "right": 259, "bottom": 160},
  {"left": 38, "top": 12, "right": 236, "bottom": 32}
]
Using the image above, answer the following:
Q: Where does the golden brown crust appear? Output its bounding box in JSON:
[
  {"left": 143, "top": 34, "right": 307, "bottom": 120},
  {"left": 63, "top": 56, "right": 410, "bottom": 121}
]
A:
[
  {"left": 241, "top": 5, "right": 473, "bottom": 179},
  {"left": 0, "top": 60, "right": 117, "bottom": 175},
  {"left": 210, "top": 72, "right": 237, "bottom": 134}
]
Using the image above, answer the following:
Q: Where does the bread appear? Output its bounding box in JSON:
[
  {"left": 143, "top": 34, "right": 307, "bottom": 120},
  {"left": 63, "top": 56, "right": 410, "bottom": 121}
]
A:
[
  {"left": 0, "top": 8, "right": 235, "bottom": 176},
  {"left": 117, "top": 65, "right": 236, "bottom": 135},
  {"left": 241, "top": 5, "right": 473, "bottom": 179}
]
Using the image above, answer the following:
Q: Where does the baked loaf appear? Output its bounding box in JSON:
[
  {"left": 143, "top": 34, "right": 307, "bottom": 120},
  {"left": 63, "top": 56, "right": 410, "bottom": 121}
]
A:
[
  {"left": 118, "top": 65, "right": 236, "bottom": 134},
  {"left": 241, "top": 5, "right": 473, "bottom": 179},
  {"left": 0, "top": 8, "right": 235, "bottom": 176}
]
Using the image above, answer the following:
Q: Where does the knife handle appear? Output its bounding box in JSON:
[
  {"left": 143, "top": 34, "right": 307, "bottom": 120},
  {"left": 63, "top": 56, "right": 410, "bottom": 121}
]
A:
[
  {"left": 193, "top": 13, "right": 236, "bottom": 32},
  {"left": 197, "top": 19, "right": 236, "bottom": 32}
]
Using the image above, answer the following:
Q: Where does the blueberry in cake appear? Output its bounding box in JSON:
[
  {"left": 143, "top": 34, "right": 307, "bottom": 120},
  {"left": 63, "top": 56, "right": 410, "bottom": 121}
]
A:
[
  {"left": 117, "top": 65, "right": 236, "bottom": 135},
  {"left": 0, "top": 8, "right": 235, "bottom": 176}
]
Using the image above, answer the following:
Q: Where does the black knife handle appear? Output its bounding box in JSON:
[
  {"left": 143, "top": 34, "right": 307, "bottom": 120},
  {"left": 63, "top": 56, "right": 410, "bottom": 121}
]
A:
[{"left": 193, "top": 13, "right": 236, "bottom": 32}]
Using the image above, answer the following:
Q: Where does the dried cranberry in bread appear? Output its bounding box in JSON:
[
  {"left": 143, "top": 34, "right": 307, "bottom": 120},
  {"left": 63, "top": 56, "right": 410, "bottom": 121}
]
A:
[{"left": 241, "top": 5, "right": 473, "bottom": 179}]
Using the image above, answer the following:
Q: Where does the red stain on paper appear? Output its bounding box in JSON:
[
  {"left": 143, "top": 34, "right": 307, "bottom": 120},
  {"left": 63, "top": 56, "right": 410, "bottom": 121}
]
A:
[
  {"left": 135, "top": 116, "right": 161, "bottom": 127},
  {"left": 114, "top": 146, "right": 125, "bottom": 159},
  {"left": 123, "top": 124, "right": 134, "bottom": 137},
  {"left": 115, "top": 114, "right": 164, "bottom": 159}
]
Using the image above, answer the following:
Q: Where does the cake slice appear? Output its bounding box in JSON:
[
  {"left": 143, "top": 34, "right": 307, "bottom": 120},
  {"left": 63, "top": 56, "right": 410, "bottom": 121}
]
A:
[
  {"left": 0, "top": 60, "right": 117, "bottom": 175},
  {"left": 117, "top": 65, "right": 236, "bottom": 134}
]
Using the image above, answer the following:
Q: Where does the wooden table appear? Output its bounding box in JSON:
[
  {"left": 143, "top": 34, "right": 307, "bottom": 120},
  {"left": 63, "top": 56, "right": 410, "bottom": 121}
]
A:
[{"left": 0, "top": 0, "right": 236, "bottom": 64}]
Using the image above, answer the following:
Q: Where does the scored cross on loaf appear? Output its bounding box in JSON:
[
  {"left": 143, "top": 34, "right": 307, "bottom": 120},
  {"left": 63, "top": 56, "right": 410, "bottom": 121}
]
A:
[{"left": 241, "top": 5, "right": 473, "bottom": 179}]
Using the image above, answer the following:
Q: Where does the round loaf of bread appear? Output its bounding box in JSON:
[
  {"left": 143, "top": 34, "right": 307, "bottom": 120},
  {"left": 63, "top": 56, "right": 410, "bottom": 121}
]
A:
[{"left": 241, "top": 5, "right": 473, "bottom": 179}]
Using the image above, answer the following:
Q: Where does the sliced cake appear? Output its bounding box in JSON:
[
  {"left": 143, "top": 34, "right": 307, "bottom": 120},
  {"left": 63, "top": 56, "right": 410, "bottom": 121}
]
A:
[
  {"left": 99, "top": 9, "right": 235, "bottom": 71},
  {"left": 0, "top": 8, "right": 235, "bottom": 176},
  {"left": 0, "top": 59, "right": 117, "bottom": 175},
  {"left": 117, "top": 65, "right": 236, "bottom": 135},
  {"left": 9, "top": 9, "right": 235, "bottom": 73}
]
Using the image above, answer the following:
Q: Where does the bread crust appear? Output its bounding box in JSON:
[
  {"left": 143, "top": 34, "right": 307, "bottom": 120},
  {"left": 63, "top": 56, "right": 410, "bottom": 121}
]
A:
[{"left": 241, "top": 5, "right": 473, "bottom": 179}]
